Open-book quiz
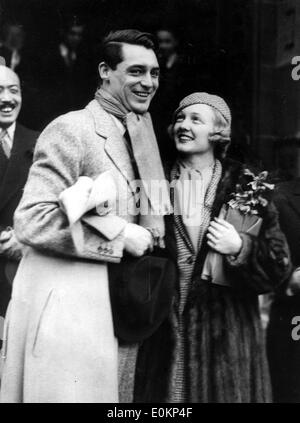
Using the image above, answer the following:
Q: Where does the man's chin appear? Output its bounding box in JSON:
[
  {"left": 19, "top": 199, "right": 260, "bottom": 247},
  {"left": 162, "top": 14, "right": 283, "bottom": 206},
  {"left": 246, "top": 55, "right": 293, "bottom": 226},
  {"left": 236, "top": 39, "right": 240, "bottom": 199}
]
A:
[
  {"left": 0, "top": 110, "right": 19, "bottom": 126},
  {"left": 0, "top": 118, "right": 16, "bottom": 127},
  {"left": 130, "top": 103, "right": 150, "bottom": 114}
]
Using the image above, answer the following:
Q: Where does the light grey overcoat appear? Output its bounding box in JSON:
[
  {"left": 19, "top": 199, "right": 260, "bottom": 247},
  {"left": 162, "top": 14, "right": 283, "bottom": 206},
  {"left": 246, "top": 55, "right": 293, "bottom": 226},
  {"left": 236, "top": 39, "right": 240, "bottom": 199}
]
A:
[{"left": 0, "top": 100, "right": 140, "bottom": 403}]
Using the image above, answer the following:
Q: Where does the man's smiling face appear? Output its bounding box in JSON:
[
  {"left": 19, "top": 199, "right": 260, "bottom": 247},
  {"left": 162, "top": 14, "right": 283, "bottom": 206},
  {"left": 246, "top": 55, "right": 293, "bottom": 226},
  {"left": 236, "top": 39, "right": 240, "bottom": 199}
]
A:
[
  {"left": 0, "top": 66, "right": 22, "bottom": 128},
  {"left": 102, "top": 43, "right": 160, "bottom": 114}
]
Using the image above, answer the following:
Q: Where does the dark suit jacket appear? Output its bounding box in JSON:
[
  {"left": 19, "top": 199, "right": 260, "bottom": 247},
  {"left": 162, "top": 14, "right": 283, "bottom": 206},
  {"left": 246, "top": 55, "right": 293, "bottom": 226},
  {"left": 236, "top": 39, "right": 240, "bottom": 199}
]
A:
[
  {"left": 273, "top": 180, "right": 300, "bottom": 266},
  {"left": 0, "top": 123, "right": 39, "bottom": 317},
  {"left": 0, "top": 46, "right": 12, "bottom": 67},
  {"left": 0, "top": 46, "right": 28, "bottom": 77},
  {"left": 34, "top": 44, "right": 95, "bottom": 130},
  {"left": 267, "top": 179, "right": 300, "bottom": 402}
]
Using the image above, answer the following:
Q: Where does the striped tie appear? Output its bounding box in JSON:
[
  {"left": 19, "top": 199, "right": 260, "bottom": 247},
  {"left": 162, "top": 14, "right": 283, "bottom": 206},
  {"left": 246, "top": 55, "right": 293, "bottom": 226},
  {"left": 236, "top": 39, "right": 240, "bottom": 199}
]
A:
[{"left": 0, "top": 130, "right": 10, "bottom": 158}]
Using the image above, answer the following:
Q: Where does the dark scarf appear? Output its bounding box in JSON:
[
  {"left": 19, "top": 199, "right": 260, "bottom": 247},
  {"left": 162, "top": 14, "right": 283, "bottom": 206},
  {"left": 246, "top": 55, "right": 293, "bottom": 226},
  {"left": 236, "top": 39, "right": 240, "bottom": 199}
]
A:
[{"left": 95, "top": 88, "right": 171, "bottom": 247}]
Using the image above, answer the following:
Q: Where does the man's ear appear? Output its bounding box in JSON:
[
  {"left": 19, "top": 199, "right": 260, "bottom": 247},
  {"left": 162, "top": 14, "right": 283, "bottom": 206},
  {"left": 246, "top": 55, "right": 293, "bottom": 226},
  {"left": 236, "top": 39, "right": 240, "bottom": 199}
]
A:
[
  {"left": 98, "top": 62, "right": 110, "bottom": 82},
  {"left": 167, "top": 123, "right": 174, "bottom": 139}
]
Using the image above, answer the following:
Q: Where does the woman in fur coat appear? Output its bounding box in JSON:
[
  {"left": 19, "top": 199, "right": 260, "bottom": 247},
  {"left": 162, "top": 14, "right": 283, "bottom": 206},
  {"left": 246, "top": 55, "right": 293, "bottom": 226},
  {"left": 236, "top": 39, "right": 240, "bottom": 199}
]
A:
[{"left": 134, "top": 92, "right": 291, "bottom": 403}]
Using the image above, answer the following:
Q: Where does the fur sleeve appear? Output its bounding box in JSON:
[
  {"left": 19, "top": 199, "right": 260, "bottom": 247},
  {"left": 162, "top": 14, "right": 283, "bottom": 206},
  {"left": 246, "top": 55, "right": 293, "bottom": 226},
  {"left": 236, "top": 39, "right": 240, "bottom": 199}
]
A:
[{"left": 225, "top": 201, "right": 292, "bottom": 294}]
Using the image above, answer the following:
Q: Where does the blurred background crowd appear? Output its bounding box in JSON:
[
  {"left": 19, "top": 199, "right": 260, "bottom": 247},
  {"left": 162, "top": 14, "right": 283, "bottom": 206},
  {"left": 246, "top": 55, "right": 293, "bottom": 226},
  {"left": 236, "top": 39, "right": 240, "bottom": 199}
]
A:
[{"left": 1, "top": 0, "right": 292, "bottom": 173}]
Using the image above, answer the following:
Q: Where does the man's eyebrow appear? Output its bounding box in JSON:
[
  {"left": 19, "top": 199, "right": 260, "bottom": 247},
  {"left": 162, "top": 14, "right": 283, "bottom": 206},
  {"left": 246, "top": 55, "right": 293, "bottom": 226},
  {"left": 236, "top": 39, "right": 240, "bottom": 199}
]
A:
[
  {"left": 0, "top": 84, "right": 20, "bottom": 88},
  {"left": 127, "top": 64, "right": 146, "bottom": 68},
  {"left": 127, "top": 64, "right": 160, "bottom": 70}
]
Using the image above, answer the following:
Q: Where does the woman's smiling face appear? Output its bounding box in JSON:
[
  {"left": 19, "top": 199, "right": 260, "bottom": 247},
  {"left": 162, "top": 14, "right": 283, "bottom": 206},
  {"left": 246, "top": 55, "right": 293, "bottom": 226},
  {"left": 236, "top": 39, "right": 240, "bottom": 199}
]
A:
[{"left": 173, "top": 103, "right": 215, "bottom": 156}]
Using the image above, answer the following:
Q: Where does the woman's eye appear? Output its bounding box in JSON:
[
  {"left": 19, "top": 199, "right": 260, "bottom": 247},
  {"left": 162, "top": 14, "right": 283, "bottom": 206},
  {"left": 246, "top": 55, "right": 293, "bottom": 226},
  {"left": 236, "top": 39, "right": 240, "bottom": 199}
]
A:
[
  {"left": 192, "top": 118, "right": 202, "bottom": 124},
  {"left": 175, "top": 115, "right": 184, "bottom": 122}
]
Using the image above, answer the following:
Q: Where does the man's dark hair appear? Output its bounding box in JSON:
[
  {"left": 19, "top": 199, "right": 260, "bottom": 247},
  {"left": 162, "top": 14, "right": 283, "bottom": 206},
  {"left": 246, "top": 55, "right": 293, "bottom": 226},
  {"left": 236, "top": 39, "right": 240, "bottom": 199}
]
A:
[{"left": 101, "top": 29, "right": 156, "bottom": 70}]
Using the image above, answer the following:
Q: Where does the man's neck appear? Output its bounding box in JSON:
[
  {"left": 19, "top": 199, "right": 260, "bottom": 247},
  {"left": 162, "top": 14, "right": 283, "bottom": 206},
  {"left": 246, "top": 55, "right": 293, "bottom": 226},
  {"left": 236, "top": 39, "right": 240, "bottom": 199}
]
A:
[
  {"left": 96, "top": 86, "right": 132, "bottom": 115},
  {"left": 4, "top": 42, "right": 20, "bottom": 53}
]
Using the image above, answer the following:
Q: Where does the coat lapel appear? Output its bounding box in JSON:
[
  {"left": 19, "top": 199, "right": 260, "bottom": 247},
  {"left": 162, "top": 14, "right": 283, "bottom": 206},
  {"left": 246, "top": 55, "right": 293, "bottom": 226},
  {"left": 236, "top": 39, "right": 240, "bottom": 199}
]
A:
[
  {"left": 0, "top": 124, "right": 35, "bottom": 212},
  {"left": 169, "top": 163, "right": 195, "bottom": 254},
  {"left": 86, "top": 100, "right": 136, "bottom": 196},
  {"left": 0, "top": 146, "right": 9, "bottom": 188}
]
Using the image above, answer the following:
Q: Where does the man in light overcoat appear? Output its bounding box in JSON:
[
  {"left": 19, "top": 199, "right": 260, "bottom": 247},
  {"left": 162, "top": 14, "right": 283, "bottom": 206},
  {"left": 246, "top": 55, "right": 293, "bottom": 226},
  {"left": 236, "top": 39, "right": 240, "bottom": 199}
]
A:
[{"left": 0, "top": 30, "right": 169, "bottom": 403}]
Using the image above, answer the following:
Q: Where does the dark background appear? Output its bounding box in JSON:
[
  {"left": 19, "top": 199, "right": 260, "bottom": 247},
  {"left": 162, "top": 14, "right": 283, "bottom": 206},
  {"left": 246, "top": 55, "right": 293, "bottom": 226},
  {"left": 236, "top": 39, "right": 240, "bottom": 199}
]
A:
[{"left": 0, "top": 0, "right": 299, "bottom": 177}]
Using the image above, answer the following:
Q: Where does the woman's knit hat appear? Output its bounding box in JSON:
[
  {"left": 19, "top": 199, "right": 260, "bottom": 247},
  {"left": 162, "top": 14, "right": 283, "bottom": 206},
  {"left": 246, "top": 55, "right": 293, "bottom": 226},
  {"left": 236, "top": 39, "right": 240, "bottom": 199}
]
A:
[{"left": 174, "top": 92, "right": 231, "bottom": 125}]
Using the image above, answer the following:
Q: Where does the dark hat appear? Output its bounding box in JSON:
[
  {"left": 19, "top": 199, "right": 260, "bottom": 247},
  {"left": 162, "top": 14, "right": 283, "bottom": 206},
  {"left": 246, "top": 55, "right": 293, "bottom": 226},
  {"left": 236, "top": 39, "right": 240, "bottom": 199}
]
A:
[
  {"left": 174, "top": 92, "right": 231, "bottom": 125},
  {"left": 108, "top": 248, "right": 176, "bottom": 343}
]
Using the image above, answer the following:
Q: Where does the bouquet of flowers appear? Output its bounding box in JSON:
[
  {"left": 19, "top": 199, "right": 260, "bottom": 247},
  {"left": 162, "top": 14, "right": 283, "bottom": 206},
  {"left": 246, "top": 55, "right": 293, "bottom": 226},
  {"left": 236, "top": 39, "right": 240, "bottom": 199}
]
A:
[
  {"left": 201, "top": 169, "right": 274, "bottom": 286},
  {"left": 227, "top": 169, "right": 274, "bottom": 215}
]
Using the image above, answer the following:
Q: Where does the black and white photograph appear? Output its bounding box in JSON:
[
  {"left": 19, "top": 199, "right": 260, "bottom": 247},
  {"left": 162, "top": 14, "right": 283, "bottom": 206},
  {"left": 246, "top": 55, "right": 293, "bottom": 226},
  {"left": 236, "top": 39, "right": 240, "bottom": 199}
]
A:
[{"left": 0, "top": 0, "right": 299, "bottom": 407}]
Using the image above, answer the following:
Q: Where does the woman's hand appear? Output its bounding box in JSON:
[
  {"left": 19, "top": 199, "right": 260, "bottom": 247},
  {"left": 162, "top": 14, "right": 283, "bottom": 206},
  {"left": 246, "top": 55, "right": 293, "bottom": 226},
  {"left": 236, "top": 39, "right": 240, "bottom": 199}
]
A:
[{"left": 207, "top": 217, "right": 242, "bottom": 256}]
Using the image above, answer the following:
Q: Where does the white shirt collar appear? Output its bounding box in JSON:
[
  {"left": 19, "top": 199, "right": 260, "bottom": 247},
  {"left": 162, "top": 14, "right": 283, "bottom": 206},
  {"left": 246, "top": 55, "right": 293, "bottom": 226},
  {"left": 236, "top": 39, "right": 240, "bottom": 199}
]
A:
[
  {"left": 59, "top": 43, "right": 77, "bottom": 62},
  {"left": 166, "top": 52, "right": 178, "bottom": 69},
  {"left": 59, "top": 43, "right": 68, "bottom": 58}
]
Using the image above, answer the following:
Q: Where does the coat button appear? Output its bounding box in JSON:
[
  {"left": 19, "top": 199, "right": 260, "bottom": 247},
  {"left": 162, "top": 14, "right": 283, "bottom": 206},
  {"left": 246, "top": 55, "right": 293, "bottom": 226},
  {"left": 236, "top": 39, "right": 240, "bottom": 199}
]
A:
[{"left": 186, "top": 256, "right": 194, "bottom": 264}]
